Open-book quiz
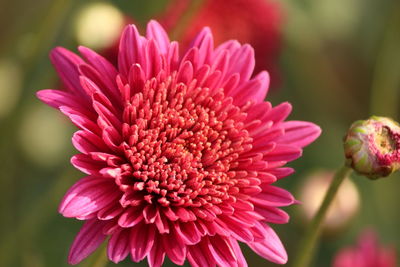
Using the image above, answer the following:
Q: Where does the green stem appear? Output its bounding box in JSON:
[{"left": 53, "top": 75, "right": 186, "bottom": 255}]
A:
[
  {"left": 369, "top": 2, "right": 400, "bottom": 117},
  {"left": 292, "top": 166, "right": 352, "bottom": 267}
]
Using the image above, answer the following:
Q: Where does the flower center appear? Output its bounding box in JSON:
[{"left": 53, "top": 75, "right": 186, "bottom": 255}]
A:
[
  {"left": 119, "top": 74, "right": 252, "bottom": 208},
  {"left": 376, "top": 126, "right": 397, "bottom": 153},
  {"left": 373, "top": 124, "right": 400, "bottom": 166}
]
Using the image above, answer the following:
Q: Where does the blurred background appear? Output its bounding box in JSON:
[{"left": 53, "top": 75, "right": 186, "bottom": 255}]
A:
[{"left": 0, "top": 0, "right": 399, "bottom": 266}]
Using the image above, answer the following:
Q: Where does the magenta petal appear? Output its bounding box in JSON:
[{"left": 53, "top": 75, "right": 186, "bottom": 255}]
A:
[
  {"left": 177, "top": 61, "right": 194, "bottom": 84},
  {"left": 174, "top": 221, "right": 202, "bottom": 245},
  {"left": 66, "top": 111, "right": 100, "bottom": 134},
  {"left": 187, "top": 239, "right": 216, "bottom": 267},
  {"left": 78, "top": 46, "right": 118, "bottom": 93},
  {"left": 130, "top": 223, "right": 156, "bottom": 262},
  {"left": 248, "top": 222, "right": 288, "bottom": 264},
  {"left": 50, "top": 47, "right": 88, "bottom": 100},
  {"left": 278, "top": 121, "right": 322, "bottom": 148},
  {"left": 146, "top": 20, "right": 170, "bottom": 55},
  {"left": 162, "top": 233, "right": 187, "bottom": 265},
  {"left": 143, "top": 39, "right": 162, "bottom": 78},
  {"left": 189, "top": 27, "right": 213, "bottom": 65},
  {"left": 68, "top": 219, "right": 107, "bottom": 265},
  {"left": 108, "top": 228, "right": 130, "bottom": 263},
  {"left": 143, "top": 205, "right": 159, "bottom": 224},
  {"left": 268, "top": 167, "right": 295, "bottom": 179},
  {"left": 229, "top": 237, "right": 248, "bottom": 267},
  {"left": 166, "top": 41, "right": 179, "bottom": 72},
  {"left": 118, "top": 24, "right": 143, "bottom": 77},
  {"left": 215, "top": 40, "right": 241, "bottom": 60},
  {"left": 97, "top": 203, "right": 123, "bottom": 220},
  {"left": 59, "top": 176, "right": 120, "bottom": 218},
  {"left": 71, "top": 154, "right": 103, "bottom": 175},
  {"left": 118, "top": 207, "right": 144, "bottom": 228},
  {"left": 227, "top": 44, "right": 255, "bottom": 83},
  {"left": 264, "top": 102, "right": 292, "bottom": 124},
  {"left": 72, "top": 130, "right": 108, "bottom": 154},
  {"left": 251, "top": 185, "right": 295, "bottom": 207},
  {"left": 255, "top": 206, "right": 290, "bottom": 224},
  {"left": 264, "top": 144, "right": 302, "bottom": 162},
  {"left": 220, "top": 215, "right": 254, "bottom": 242},
  {"left": 148, "top": 236, "right": 166, "bottom": 267},
  {"left": 36, "top": 89, "right": 83, "bottom": 110},
  {"left": 207, "top": 235, "right": 237, "bottom": 267},
  {"left": 230, "top": 71, "right": 269, "bottom": 106}
]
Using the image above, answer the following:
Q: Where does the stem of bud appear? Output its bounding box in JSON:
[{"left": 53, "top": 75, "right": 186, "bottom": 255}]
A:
[{"left": 293, "top": 166, "right": 352, "bottom": 267}]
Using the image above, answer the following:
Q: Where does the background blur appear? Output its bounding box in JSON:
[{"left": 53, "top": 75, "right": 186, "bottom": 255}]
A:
[{"left": 0, "top": 0, "right": 399, "bottom": 266}]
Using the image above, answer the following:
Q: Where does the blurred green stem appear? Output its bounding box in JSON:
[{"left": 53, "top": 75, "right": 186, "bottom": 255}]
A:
[
  {"left": 22, "top": 0, "right": 73, "bottom": 84},
  {"left": 283, "top": 1, "right": 363, "bottom": 121},
  {"left": 369, "top": 4, "right": 400, "bottom": 117},
  {"left": 292, "top": 166, "right": 352, "bottom": 267},
  {"left": 169, "top": 0, "right": 204, "bottom": 40},
  {"left": 0, "top": 171, "right": 74, "bottom": 266}
]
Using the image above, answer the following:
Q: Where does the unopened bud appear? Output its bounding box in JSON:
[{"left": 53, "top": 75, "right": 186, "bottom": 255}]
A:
[{"left": 343, "top": 116, "right": 400, "bottom": 179}]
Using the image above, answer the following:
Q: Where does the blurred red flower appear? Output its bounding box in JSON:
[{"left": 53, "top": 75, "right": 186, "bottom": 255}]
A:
[
  {"left": 160, "top": 0, "right": 283, "bottom": 88},
  {"left": 333, "top": 229, "right": 397, "bottom": 267}
]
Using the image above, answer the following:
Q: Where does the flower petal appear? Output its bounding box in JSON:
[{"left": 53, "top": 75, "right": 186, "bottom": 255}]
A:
[
  {"left": 130, "top": 223, "right": 156, "bottom": 262},
  {"left": 146, "top": 20, "right": 170, "bottom": 55},
  {"left": 248, "top": 222, "right": 288, "bottom": 264},
  {"left": 148, "top": 235, "right": 166, "bottom": 267},
  {"left": 107, "top": 228, "right": 130, "bottom": 263},
  {"left": 68, "top": 219, "right": 107, "bottom": 265},
  {"left": 50, "top": 47, "right": 88, "bottom": 100},
  {"left": 251, "top": 185, "right": 295, "bottom": 207},
  {"left": 278, "top": 121, "right": 322, "bottom": 148},
  {"left": 118, "top": 24, "right": 143, "bottom": 77},
  {"left": 59, "top": 176, "right": 120, "bottom": 218}
]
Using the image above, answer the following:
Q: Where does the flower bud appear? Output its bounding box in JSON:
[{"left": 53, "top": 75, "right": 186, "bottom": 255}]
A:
[{"left": 343, "top": 116, "right": 400, "bottom": 179}]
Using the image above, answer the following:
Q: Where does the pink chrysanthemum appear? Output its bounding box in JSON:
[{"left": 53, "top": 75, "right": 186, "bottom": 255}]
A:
[
  {"left": 37, "top": 21, "right": 320, "bottom": 266},
  {"left": 333, "top": 230, "right": 397, "bottom": 267}
]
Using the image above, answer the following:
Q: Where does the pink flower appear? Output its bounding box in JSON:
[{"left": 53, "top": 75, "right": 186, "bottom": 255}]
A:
[
  {"left": 37, "top": 21, "right": 320, "bottom": 266},
  {"left": 333, "top": 230, "right": 397, "bottom": 267}
]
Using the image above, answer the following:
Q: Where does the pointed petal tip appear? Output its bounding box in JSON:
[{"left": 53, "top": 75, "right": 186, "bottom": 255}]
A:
[
  {"left": 293, "top": 199, "right": 302, "bottom": 205},
  {"left": 147, "top": 19, "right": 161, "bottom": 28},
  {"left": 50, "top": 46, "right": 66, "bottom": 56},
  {"left": 300, "top": 123, "right": 322, "bottom": 147},
  {"left": 36, "top": 89, "right": 48, "bottom": 101},
  {"left": 201, "top": 26, "right": 212, "bottom": 35},
  {"left": 274, "top": 253, "right": 288, "bottom": 265},
  {"left": 77, "top": 45, "right": 92, "bottom": 55}
]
